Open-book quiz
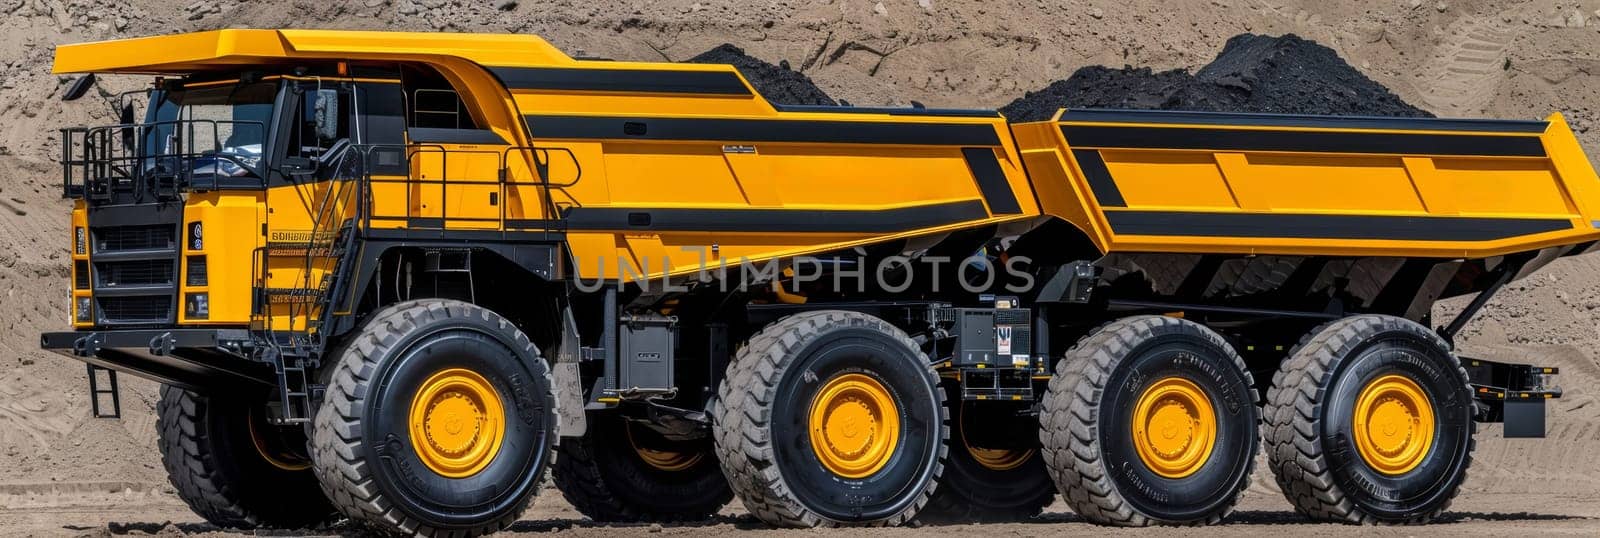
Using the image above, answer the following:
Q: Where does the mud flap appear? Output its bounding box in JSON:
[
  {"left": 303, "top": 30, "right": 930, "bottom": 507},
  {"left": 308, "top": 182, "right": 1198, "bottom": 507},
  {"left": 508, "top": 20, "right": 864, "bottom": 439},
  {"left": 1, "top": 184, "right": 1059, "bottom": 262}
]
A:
[
  {"left": 1462, "top": 356, "right": 1559, "bottom": 438},
  {"left": 554, "top": 307, "right": 587, "bottom": 438},
  {"left": 1503, "top": 398, "right": 1546, "bottom": 438}
]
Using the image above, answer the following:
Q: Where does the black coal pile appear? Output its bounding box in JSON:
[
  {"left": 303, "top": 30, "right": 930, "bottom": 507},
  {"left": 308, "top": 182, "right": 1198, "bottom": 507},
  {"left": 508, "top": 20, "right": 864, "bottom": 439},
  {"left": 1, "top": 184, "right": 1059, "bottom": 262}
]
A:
[
  {"left": 685, "top": 44, "right": 837, "bottom": 106},
  {"left": 1000, "top": 34, "right": 1431, "bottom": 122}
]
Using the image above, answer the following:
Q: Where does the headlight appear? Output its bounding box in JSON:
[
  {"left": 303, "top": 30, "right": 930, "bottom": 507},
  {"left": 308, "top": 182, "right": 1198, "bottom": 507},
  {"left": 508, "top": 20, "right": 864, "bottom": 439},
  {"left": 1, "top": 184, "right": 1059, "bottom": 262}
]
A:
[
  {"left": 188, "top": 221, "right": 203, "bottom": 251},
  {"left": 76, "top": 297, "right": 92, "bottom": 322},
  {"left": 185, "top": 293, "right": 209, "bottom": 319},
  {"left": 186, "top": 256, "right": 208, "bottom": 287}
]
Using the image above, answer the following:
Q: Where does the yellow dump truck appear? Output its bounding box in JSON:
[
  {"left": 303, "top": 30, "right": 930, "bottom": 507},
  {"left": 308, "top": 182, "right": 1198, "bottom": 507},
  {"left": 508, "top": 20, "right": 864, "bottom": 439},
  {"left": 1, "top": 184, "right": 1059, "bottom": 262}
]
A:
[{"left": 40, "top": 29, "right": 1597, "bottom": 534}]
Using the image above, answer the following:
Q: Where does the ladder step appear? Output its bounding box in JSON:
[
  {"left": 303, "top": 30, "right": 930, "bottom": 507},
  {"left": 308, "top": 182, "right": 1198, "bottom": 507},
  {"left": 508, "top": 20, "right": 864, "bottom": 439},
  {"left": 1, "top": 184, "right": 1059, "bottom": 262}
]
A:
[
  {"left": 270, "top": 352, "right": 315, "bottom": 425},
  {"left": 85, "top": 364, "right": 122, "bottom": 419}
]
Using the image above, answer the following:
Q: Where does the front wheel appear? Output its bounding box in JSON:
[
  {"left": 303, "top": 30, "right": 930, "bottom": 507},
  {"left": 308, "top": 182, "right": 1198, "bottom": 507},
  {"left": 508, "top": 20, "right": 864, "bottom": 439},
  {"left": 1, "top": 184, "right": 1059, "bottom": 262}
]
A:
[
  {"left": 1264, "top": 315, "right": 1474, "bottom": 524},
  {"left": 157, "top": 387, "right": 337, "bottom": 529},
  {"left": 310, "top": 299, "right": 558, "bottom": 537}
]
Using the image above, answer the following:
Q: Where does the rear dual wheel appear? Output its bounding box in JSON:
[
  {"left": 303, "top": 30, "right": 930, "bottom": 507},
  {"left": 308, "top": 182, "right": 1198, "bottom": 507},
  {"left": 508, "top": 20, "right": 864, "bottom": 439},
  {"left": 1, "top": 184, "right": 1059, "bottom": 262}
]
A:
[
  {"left": 552, "top": 413, "right": 732, "bottom": 522},
  {"left": 919, "top": 392, "right": 1054, "bottom": 523},
  {"left": 713, "top": 310, "right": 947, "bottom": 527},
  {"left": 1264, "top": 315, "right": 1473, "bottom": 524},
  {"left": 1040, "top": 315, "right": 1259, "bottom": 526}
]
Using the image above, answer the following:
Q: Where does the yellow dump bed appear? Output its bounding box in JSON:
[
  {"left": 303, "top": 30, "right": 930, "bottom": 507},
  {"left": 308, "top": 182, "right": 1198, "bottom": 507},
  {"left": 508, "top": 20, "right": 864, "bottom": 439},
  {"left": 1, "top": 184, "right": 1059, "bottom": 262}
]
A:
[{"left": 1012, "top": 109, "right": 1600, "bottom": 259}]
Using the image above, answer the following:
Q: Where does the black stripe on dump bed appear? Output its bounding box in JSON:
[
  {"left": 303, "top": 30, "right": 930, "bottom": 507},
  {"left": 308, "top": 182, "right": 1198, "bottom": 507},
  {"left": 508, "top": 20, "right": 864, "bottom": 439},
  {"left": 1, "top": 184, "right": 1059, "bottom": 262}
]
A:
[
  {"left": 1058, "top": 109, "right": 1551, "bottom": 134},
  {"left": 1104, "top": 211, "right": 1572, "bottom": 241},
  {"left": 407, "top": 127, "right": 509, "bottom": 145},
  {"left": 1070, "top": 149, "right": 1125, "bottom": 208},
  {"left": 962, "top": 148, "right": 1021, "bottom": 214},
  {"left": 489, "top": 66, "right": 752, "bottom": 95},
  {"left": 1062, "top": 124, "right": 1547, "bottom": 157},
  {"left": 527, "top": 115, "right": 1003, "bottom": 146},
  {"left": 773, "top": 103, "right": 1003, "bottom": 118},
  {"left": 562, "top": 200, "right": 990, "bottom": 233}
]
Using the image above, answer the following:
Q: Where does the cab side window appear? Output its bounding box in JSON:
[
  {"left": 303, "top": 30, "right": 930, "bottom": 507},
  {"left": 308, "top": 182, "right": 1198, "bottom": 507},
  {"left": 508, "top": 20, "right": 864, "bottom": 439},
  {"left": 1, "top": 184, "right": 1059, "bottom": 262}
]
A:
[
  {"left": 400, "top": 65, "right": 479, "bottom": 131},
  {"left": 413, "top": 89, "right": 466, "bottom": 129}
]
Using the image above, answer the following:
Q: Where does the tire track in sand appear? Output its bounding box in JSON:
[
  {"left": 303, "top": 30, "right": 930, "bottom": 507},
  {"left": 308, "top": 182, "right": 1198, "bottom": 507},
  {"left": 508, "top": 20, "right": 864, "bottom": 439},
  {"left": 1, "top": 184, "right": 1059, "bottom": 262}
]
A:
[{"left": 1415, "top": 13, "right": 1515, "bottom": 115}]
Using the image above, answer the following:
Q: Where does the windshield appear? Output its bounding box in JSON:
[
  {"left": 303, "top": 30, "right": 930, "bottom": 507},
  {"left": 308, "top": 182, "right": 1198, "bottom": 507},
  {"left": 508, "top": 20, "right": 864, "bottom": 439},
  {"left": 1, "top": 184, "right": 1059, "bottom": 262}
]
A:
[{"left": 144, "top": 80, "right": 277, "bottom": 177}]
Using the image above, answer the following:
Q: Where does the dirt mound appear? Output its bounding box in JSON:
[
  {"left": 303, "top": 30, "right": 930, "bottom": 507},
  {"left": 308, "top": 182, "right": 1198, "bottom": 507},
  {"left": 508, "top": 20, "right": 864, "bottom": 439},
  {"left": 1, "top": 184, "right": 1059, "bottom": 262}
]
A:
[
  {"left": 998, "top": 66, "right": 1220, "bottom": 120},
  {"left": 1196, "top": 34, "right": 1431, "bottom": 116},
  {"left": 685, "top": 44, "right": 836, "bottom": 106},
  {"left": 1001, "top": 34, "right": 1432, "bottom": 122}
]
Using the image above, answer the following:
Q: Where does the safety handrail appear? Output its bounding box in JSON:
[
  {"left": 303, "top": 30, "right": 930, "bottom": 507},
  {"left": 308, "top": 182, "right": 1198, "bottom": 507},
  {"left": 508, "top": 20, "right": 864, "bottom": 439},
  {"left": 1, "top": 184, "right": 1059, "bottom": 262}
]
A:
[
  {"left": 502, "top": 145, "right": 583, "bottom": 226},
  {"left": 250, "top": 141, "right": 582, "bottom": 339},
  {"left": 61, "top": 119, "right": 268, "bottom": 201},
  {"left": 344, "top": 143, "right": 582, "bottom": 235}
]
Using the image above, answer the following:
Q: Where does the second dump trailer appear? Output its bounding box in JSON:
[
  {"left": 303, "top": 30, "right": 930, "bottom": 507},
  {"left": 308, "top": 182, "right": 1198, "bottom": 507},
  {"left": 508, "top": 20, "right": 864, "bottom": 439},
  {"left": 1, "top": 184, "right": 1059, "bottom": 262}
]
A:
[{"left": 39, "top": 29, "right": 1594, "bottom": 536}]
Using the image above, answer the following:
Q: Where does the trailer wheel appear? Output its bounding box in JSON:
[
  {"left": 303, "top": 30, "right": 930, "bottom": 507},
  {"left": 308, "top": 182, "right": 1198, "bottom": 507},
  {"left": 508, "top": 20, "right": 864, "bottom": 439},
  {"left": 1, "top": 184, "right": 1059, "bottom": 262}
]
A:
[
  {"left": 713, "top": 310, "right": 946, "bottom": 527},
  {"left": 918, "top": 392, "right": 1054, "bottom": 524},
  {"left": 552, "top": 413, "right": 731, "bottom": 522},
  {"left": 1040, "top": 315, "right": 1258, "bottom": 526},
  {"left": 1264, "top": 315, "right": 1473, "bottom": 524},
  {"left": 157, "top": 386, "right": 336, "bottom": 529},
  {"left": 310, "top": 299, "right": 557, "bottom": 537}
]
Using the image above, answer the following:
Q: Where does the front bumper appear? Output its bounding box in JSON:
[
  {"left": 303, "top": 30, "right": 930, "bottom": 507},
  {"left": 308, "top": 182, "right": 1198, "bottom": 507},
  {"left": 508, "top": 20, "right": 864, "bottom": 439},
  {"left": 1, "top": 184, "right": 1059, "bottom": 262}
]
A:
[{"left": 41, "top": 328, "right": 275, "bottom": 393}]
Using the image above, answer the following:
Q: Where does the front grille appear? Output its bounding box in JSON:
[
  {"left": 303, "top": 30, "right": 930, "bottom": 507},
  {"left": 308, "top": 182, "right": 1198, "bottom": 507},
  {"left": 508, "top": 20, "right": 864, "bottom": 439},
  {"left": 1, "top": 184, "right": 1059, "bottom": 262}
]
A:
[
  {"left": 93, "top": 225, "right": 175, "bottom": 252},
  {"left": 96, "top": 259, "right": 175, "bottom": 287},
  {"left": 89, "top": 222, "right": 179, "bottom": 326},
  {"left": 97, "top": 296, "right": 173, "bottom": 323}
]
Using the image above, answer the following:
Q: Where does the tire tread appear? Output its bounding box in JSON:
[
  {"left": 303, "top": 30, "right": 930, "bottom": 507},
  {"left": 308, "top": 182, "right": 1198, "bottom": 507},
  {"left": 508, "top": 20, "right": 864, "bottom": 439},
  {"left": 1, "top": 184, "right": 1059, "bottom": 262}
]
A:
[
  {"left": 1039, "top": 315, "right": 1257, "bottom": 527},
  {"left": 309, "top": 299, "right": 555, "bottom": 537},
  {"left": 1262, "top": 314, "right": 1474, "bottom": 525},
  {"left": 711, "top": 310, "right": 947, "bottom": 528}
]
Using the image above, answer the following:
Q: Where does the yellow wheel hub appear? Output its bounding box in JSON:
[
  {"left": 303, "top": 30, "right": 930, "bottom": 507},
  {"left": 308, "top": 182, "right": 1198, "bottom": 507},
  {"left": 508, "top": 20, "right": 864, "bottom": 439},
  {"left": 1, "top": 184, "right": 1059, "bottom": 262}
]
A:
[
  {"left": 627, "top": 424, "right": 704, "bottom": 472},
  {"left": 408, "top": 368, "right": 505, "bottom": 478},
  {"left": 808, "top": 373, "right": 900, "bottom": 479},
  {"left": 1352, "top": 374, "right": 1435, "bottom": 476},
  {"left": 1131, "top": 376, "right": 1216, "bottom": 479}
]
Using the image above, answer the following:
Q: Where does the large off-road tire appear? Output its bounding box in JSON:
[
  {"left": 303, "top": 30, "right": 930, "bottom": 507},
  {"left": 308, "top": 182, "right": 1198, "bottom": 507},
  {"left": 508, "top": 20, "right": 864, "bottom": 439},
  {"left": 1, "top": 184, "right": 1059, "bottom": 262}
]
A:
[
  {"left": 552, "top": 413, "right": 732, "bottom": 522},
  {"left": 1040, "top": 315, "right": 1258, "bottom": 526},
  {"left": 1264, "top": 314, "right": 1474, "bottom": 524},
  {"left": 156, "top": 386, "right": 337, "bottom": 530},
  {"left": 310, "top": 299, "right": 558, "bottom": 536},
  {"left": 713, "top": 310, "right": 947, "bottom": 527},
  {"left": 918, "top": 391, "right": 1055, "bottom": 524}
]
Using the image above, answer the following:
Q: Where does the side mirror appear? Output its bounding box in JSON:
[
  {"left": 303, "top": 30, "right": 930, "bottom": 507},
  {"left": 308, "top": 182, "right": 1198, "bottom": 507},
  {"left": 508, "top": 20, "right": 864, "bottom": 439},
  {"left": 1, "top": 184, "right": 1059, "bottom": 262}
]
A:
[
  {"left": 313, "top": 89, "right": 339, "bottom": 142},
  {"left": 62, "top": 74, "right": 96, "bottom": 102},
  {"left": 281, "top": 156, "right": 317, "bottom": 177}
]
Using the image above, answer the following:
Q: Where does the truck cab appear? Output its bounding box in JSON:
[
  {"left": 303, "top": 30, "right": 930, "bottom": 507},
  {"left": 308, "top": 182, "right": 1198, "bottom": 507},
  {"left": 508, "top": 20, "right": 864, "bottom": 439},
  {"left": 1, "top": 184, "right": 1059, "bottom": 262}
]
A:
[{"left": 51, "top": 58, "right": 580, "bottom": 393}]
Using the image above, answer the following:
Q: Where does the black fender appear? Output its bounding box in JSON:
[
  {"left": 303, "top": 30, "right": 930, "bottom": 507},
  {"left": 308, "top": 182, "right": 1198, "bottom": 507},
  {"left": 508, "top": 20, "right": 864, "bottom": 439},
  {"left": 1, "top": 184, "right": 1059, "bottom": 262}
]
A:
[{"left": 324, "top": 238, "right": 564, "bottom": 339}]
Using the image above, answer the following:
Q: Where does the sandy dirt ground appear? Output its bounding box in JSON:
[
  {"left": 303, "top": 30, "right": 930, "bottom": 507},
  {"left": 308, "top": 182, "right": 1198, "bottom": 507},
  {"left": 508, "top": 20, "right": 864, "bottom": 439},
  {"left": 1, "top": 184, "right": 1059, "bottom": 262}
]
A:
[
  {"left": 4, "top": 0, "right": 1600, "bottom": 536},
  {"left": 2, "top": 484, "right": 1598, "bottom": 537}
]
